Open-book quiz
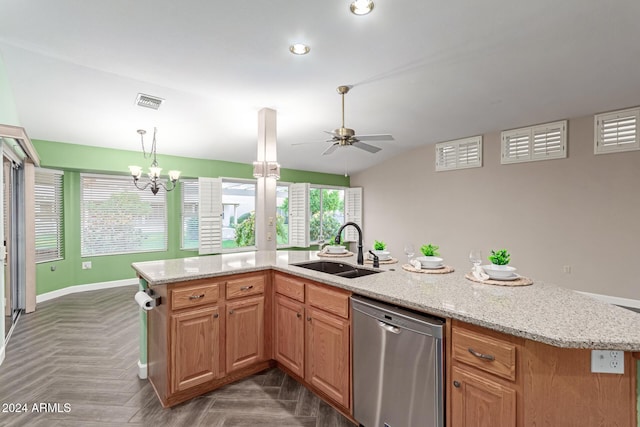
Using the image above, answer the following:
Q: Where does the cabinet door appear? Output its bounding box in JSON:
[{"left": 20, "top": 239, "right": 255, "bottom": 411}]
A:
[
  {"left": 171, "top": 306, "right": 221, "bottom": 393},
  {"left": 450, "top": 365, "right": 516, "bottom": 427},
  {"left": 226, "top": 295, "right": 265, "bottom": 373},
  {"left": 274, "top": 294, "right": 305, "bottom": 377},
  {"left": 305, "top": 306, "right": 350, "bottom": 409}
]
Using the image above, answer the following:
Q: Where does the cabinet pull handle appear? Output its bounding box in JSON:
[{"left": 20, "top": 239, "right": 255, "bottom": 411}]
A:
[
  {"left": 240, "top": 285, "right": 254, "bottom": 291},
  {"left": 189, "top": 294, "right": 205, "bottom": 300},
  {"left": 468, "top": 347, "right": 495, "bottom": 361},
  {"left": 296, "top": 312, "right": 302, "bottom": 318},
  {"left": 229, "top": 309, "right": 234, "bottom": 314},
  {"left": 213, "top": 313, "right": 219, "bottom": 319},
  {"left": 453, "top": 380, "right": 461, "bottom": 388},
  {"left": 307, "top": 316, "right": 312, "bottom": 321}
]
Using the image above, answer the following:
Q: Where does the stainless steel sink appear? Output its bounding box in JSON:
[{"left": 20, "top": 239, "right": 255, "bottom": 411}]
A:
[{"left": 293, "top": 261, "right": 381, "bottom": 278}]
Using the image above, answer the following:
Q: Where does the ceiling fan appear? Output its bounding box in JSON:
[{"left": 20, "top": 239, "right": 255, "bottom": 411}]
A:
[{"left": 297, "top": 85, "right": 394, "bottom": 155}]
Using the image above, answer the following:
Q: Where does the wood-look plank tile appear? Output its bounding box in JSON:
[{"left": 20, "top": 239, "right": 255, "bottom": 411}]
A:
[{"left": 0, "top": 286, "right": 355, "bottom": 426}]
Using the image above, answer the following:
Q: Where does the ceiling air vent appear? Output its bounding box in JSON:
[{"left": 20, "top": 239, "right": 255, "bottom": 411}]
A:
[{"left": 135, "top": 93, "right": 164, "bottom": 110}]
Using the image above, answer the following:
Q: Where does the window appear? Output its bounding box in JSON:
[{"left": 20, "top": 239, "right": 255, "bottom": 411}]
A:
[
  {"left": 310, "top": 187, "right": 345, "bottom": 243},
  {"left": 594, "top": 107, "right": 639, "bottom": 154},
  {"left": 194, "top": 178, "right": 257, "bottom": 254},
  {"left": 435, "top": 136, "right": 482, "bottom": 171},
  {"left": 501, "top": 120, "right": 567, "bottom": 164},
  {"left": 222, "top": 180, "right": 256, "bottom": 249},
  {"left": 80, "top": 174, "right": 167, "bottom": 256},
  {"left": 34, "top": 168, "right": 64, "bottom": 262},
  {"left": 181, "top": 180, "right": 199, "bottom": 250},
  {"left": 276, "top": 184, "right": 289, "bottom": 246}
]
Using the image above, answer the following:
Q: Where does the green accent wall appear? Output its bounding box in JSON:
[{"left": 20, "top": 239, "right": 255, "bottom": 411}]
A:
[{"left": 32, "top": 139, "right": 349, "bottom": 295}]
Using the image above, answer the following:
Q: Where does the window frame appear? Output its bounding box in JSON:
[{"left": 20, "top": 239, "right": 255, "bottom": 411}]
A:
[
  {"left": 501, "top": 120, "right": 567, "bottom": 164},
  {"left": 594, "top": 107, "right": 640, "bottom": 155},
  {"left": 34, "top": 168, "right": 64, "bottom": 263},
  {"left": 435, "top": 136, "right": 483, "bottom": 171},
  {"left": 180, "top": 179, "right": 199, "bottom": 250},
  {"left": 79, "top": 173, "right": 168, "bottom": 257}
]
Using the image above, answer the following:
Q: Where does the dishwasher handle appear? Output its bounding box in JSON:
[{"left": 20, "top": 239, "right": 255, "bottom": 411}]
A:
[{"left": 378, "top": 320, "right": 401, "bottom": 334}]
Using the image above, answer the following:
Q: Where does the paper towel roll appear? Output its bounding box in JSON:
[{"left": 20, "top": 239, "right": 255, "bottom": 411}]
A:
[{"left": 135, "top": 291, "right": 155, "bottom": 311}]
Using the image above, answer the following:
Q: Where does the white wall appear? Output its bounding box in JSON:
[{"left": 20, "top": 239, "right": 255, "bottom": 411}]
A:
[{"left": 352, "top": 113, "right": 640, "bottom": 300}]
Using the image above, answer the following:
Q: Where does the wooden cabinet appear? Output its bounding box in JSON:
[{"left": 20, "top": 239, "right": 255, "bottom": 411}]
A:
[
  {"left": 274, "top": 294, "right": 305, "bottom": 377},
  {"left": 273, "top": 272, "right": 352, "bottom": 413},
  {"left": 448, "top": 321, "right": 523, "bottom": 427},
  {"left": 450, "top": 365, "right": 516, "bottom": 427},
  {"left": 305, "top": 306, "right": 350, "bottom": 408},
  {"left": 171, "top": 306, "right": 221, "bottom": 393},
  {"left": 147, "top": 271, "right": 271, "bottom": 408},
  {"left": 226, "top": 295, "right": 265, "bottom": 372}
]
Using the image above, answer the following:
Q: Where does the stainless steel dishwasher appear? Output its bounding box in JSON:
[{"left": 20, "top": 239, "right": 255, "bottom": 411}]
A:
[{"left": 352, "top": 295, "right": 444, "bottom": 427}]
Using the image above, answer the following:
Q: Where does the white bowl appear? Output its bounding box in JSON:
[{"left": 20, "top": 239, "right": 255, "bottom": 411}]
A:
[
  {"left": 326, "top": 245, "right": 346, "bottom": 254},
  {"left": 482, "top": 264, "right": 517, "bottom": 279},
  {"left": 370, "top": 250, "right": 391, "bottom": 260},
  {"left": 416, "top": 256, "right": 443, "bottom": 269}
]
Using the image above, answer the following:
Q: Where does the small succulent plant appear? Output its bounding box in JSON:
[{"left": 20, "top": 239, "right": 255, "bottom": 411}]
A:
[
  {"left": 488, "top": 249, "right": 511, "bottom": 265},
  {"left": 373, "top": 240, "right": 387, "bottom": 250},
  {"left": 420, "top": 244, "right": 440, "bottom": 257}
]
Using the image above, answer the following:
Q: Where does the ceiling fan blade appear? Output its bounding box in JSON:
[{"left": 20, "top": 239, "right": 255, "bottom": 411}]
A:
[
  {"left": 352, "top": 134, "right": 395, "bottom": 142},
  {"left": 292, "top": 140, "right": 326, "bottom": 146},
  {"left": 351, "top": 141, "right": 381, "bottom": 153},
  {"left": 322, "top": 144, "right": 340, "bottom": 155}
]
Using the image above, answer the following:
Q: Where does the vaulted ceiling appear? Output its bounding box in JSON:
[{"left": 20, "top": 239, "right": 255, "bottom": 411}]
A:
[{"left": 2, "top": 0, "right": 639, "bottom": 175}]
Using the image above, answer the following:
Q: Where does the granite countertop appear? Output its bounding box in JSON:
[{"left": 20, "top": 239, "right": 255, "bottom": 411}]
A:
[{"left": 132, "top": 250, "right": 640, "bottom": 351}]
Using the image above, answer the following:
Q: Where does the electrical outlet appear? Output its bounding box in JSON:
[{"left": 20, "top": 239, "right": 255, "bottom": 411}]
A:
[
  {"left": 562, "top": 265, "right": 572, "bottom": 274},
  {"left": 591, "top": 350, "right": 624, "bottom": 374},
  {"left": 82, "top": 261, "right": 92, "bottom": 270},
  {"left": 267, "top": 232, "right": 272, "bottom": 241}
]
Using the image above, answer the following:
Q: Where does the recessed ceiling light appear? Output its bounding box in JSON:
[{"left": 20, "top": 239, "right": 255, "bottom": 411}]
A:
[
  {"left": 350, "top": 0, "right": 374, "bottom": 15},
  {"left": 289, "top": 43, "right": 310, "bottom": 55}
]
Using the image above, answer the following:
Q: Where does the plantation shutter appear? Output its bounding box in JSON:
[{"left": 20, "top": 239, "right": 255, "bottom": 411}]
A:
[
  {"left": 532, "top": 122, "right": 566, "bottom": 160},
  {"left": 181, "top": 180, "right": 199, "bottom": 250},
  {"left": 198, "top": 177, "right": 222, "bottom": 255},
  {"left": 502, "top": 120, "right": 567, "bottom": 164},
  {"left": 502, "top": 130, "right": 531, "bottom": 163},
  {"left": 435, "top": 136, "right": 482, "bottom": 171},
  {"left": 344, "top": 187, "right": 362, "bottom": 243},
  {"left": 289, "top": 183, "right": 309, "bottom": 247},
  {"left": 34, "top": 168, "right": 64, "bottom": 262},
  {"left": 594, "top": 107, "right": 639, "bottom": 154},
  {"left": 80, "top": 174, "right": 167, "bottom": 256}
]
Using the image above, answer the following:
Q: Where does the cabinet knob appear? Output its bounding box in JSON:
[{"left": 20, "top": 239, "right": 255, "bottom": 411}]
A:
[
  {"left": 297, "top": 312, "right": 302, "bottom": 318},
  {"left": 229, "top": 309, "right": 234, "bottom": 315},
  {"left": 453, "top": 380, "right": 461, "bottom": 388},
  {"left": 307, "top": 316, "right": 312, "bottom": 322},
  {"left": 213, "top": 313, "right": 219, "bottom": 319}
]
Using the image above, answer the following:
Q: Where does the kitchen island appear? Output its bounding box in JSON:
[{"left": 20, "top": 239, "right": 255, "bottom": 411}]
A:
[{"left": 133, "top": 250, "right": 640, "bottom": 426}]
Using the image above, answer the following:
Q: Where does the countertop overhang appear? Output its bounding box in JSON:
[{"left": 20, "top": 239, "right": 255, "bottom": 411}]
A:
[{"left": 132, "top": 250, "right": 640, "bottom": 351}]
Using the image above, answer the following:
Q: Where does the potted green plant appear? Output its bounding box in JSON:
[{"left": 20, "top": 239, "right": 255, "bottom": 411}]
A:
[
  {"left": 485, "top": 249, "right": 517, "bottom": 279},
  {"left": 371, "top": 240, "right": 390, "bottom": 260},
  {"left": 417, "top": 244, "right": 443, "bottom": 269}
]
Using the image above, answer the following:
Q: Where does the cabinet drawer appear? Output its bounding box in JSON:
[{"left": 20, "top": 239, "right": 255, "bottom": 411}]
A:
[
  {"left": 452, "top": 326, "right": 517, "bottom": 381},
  {"left": 226, "top": 273, "right": 265, "bottom": 300},
  {"left": 171, "top": 283, "right": 220, "bottom": 310},
  {"left": 307, "top": 283, "right": 350, "bottom": 319},
  {"left": 274, "top": 274, "right": 305, "bottom": 302}
]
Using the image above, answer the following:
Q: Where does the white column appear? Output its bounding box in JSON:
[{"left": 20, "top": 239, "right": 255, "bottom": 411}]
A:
[{"left": 255, "top": 108, "right": 277, "bottom": 251}]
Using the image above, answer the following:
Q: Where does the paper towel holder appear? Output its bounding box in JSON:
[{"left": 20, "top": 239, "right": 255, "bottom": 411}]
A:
[{"left": 144, "top": 289, "right": 161, "bottom": 308}]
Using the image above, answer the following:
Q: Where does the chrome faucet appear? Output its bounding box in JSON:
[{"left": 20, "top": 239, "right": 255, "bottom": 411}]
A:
[{"left": 334, "top": 222, "right": 364, "bottom": 265}]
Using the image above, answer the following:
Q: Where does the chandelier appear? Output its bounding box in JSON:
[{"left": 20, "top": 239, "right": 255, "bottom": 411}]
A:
[{"left": 128, "top": 127, "right": 180, "bottom": 195}]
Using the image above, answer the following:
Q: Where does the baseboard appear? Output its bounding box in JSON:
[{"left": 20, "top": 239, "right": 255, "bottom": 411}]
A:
[
  {"left": 138, "top": 361, "right": 147, "bottom": 379},
  {"left": 577, "top": 291, "right": 640, "bottom": 310},
  {"left": 36, "top": 278, "right": 138, "bottom": 304}
]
